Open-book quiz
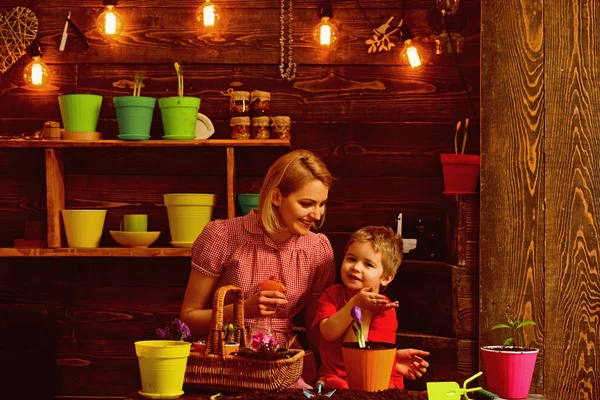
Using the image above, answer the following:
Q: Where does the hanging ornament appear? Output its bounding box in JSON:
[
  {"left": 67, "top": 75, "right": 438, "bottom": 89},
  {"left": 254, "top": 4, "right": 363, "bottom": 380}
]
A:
[
  {"left": 279, "top": 0, "right": 296, "bottom": 81},
  {"left": 365, "top": 16, "right": 400, "bottom": 53}
]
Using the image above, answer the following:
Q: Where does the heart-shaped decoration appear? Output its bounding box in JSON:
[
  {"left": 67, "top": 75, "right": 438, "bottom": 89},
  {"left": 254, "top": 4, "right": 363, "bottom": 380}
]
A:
[{"left": 0, "top": 7, "right": 38, "bottom": 73}]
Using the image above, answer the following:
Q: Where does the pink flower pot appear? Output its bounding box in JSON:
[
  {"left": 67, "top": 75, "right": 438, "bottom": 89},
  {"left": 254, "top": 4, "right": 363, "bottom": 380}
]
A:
[{"left": 481, "top": 346, "right": 538, "bottom": 399}]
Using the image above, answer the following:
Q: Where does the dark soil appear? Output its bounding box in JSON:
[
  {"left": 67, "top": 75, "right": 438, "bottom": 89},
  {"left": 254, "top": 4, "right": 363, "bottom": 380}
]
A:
[{"left": 214, "top": 389, "right": 427, "bottom": 400}]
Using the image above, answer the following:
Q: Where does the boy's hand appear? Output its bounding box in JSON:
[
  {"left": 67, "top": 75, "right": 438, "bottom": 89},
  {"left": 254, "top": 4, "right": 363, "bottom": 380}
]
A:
[
  {"left": 395, "top": 348, "right": 430, "bottom": 380},
  {"left": 352, "top": 287, "right": 397, "bottom": 313}
]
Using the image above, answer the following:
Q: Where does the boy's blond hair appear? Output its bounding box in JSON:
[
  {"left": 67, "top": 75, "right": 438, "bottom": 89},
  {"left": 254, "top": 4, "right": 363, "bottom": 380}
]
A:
[
  {"left": 344, "top": 226, "right": 403, "bottom": 278},
  {"left": 259, "top": 149, "right": 333, "bottom": 236}
]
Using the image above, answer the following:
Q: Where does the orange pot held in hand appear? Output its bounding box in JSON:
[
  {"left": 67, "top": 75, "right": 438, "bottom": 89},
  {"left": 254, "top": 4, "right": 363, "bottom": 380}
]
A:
[{"left": 259, "top": 276, "right": 286, "bottom": 292}]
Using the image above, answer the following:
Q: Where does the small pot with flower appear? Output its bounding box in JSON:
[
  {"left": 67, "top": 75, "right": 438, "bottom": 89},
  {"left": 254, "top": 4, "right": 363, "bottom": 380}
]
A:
[
  {"left": 341, "top": 306, "right": 397, "bottom": 392},
  {"left": 113, "top": 73, "right": 156, "bottom": 140},
  {"left": 440, "top": 118, "right": 480, "bottom": 194},
  {"left": 134, "top": 318, "right": 192, "bottom": 400},
  {"left": 158, "top": 62, "right": 201, "bottom": 140},
  {"left": 481, "top": 308, "right": 538, "bottom": 399}
]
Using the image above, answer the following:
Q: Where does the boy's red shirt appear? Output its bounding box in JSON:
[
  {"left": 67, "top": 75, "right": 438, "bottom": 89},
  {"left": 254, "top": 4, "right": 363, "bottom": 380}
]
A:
[{"left": 312, "top": 284, "right": 404, "bottom": 388}]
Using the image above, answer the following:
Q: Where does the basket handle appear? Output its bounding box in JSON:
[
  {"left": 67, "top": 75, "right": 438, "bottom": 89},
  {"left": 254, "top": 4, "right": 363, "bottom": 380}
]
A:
[{"left": 207, "top": 285, "right": 247, "bottom": 356}]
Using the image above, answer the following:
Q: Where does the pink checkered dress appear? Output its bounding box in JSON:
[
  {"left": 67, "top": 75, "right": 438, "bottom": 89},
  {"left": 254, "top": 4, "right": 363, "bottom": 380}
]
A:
[{"left": 191, "top": 210, "right": 336, "bottom": 385}]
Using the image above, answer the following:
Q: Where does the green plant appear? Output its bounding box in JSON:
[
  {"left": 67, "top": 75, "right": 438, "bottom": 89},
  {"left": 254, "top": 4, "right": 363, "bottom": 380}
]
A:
[
  {"left": 174, "top": 61, "right": 184, "bottom": 97},
  {"left": 132, "top": 73, "right": 144, "bottom": 96},
  {"left": 492, "top": 310, "right": 536, "bottom": 347}
]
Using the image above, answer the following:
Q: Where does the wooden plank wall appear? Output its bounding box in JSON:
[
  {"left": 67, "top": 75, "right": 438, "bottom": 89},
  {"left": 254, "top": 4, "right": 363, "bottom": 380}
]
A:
[
  {"left": 481, "top": 0, "right": 600, "bottom": 399},
  {"left": 0, "top": 0, "right": 481, "bottom": 397}
]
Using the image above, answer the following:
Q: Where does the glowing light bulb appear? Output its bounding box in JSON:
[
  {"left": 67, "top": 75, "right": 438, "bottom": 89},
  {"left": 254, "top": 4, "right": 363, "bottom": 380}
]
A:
[
  {"left": 313, "top": 17, "right": 339, "bottom": 47},
  {"left": 402, "top": 39, "right": 422, "bottom": 68},
  {"left": 437, "top": 0, "right": 461, "bottom": 15},
  {"left": 97, "top": 5, "right": 123, "bottom": 37},
  {"left": 197, "top": 0, "right": 222, "bottom": 29},
  {"left": 24, "top": 56, "right": 50, "bottom": 88}
]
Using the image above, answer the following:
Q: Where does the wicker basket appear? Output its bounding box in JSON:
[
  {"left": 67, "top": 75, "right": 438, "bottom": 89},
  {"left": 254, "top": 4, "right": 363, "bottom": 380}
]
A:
[{"left": 185, "top": 285, "right": 305, "bottom": 392}]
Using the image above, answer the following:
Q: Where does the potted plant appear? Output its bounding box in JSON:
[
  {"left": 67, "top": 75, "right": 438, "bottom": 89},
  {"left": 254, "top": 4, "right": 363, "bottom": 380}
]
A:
[
  {"left": 134, "top": 318, "right": 192, "bottom": 400},
  {"left": 440, "top": 118, "right": 480, "bottom": 195},
  {"left": 114, "top": 73, "right": 156, "bottom": 140},
  {"left": 481, "top": 309, "right": 538, "bottom": 399},
  {"left": 158, "top": 62, "right": 201, "bottom": 140},
  {"left": 341, "top": 306, "right": 397, "bottom": 392}
]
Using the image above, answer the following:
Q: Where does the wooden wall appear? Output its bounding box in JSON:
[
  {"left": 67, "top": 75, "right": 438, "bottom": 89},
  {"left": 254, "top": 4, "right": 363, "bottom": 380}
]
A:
[
  {"left": 0, "top": 0, "right": 481, "bottom": 398},
  {"left": 481, "top": 0, "right": 600, "bottom": 399}
]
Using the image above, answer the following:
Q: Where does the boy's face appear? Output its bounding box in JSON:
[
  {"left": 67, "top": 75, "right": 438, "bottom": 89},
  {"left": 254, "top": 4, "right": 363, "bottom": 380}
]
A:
[{"left": 341, "top": 241, "right": 393, "bottom": 294}]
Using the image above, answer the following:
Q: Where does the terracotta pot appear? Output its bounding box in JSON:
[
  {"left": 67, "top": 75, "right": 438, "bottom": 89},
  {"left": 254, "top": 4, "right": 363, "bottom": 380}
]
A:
[{"left": 341, "top": 341, "right": 396, "bottom": 392}]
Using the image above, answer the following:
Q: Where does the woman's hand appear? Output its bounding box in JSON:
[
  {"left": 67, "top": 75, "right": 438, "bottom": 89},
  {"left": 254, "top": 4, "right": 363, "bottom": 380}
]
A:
[
  {"left": 395, "top": 348, "right": 430, "bottom": 380},
  {"left": 352, "top": 287, "right": 399, "bottom": 313},
  {"left": 244, "top": 290, "right": 288, "bottom": 319}
]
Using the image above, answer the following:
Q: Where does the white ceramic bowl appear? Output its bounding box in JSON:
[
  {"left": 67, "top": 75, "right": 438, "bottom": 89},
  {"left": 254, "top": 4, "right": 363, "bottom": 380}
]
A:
[{"left": 109, "top": 230, "right": 160, "bottom": 248}]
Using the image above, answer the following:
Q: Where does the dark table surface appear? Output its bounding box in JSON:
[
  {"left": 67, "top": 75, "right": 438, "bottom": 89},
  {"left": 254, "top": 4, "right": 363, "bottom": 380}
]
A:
[{"left": 125, "top": 390, "right": 546, "bottom": 400}]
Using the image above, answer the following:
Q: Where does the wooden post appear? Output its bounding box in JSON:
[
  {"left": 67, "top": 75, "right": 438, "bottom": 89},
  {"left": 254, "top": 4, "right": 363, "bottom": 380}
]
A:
[
  {"left": 45, "top": 149, "right": 65, "bottom": 248},
  {"left": 226, "top": 147, "right": 235, "bottom": 219}
]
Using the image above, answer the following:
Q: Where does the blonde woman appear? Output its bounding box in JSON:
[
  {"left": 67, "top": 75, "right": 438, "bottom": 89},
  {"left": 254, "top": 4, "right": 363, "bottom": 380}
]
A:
[{"left": 180, "top": 149, "right": 335, "bottom": 388}]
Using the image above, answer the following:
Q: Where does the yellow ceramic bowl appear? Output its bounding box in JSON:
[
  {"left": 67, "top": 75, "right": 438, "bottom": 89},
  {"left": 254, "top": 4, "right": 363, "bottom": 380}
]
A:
[{"left": 109, "top": 230, "right": 160, "bottom": 248}]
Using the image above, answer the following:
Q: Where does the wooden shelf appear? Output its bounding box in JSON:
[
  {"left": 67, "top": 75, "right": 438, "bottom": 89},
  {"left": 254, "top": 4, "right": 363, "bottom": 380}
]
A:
[
  {"left": 2, "top": 139, "right": 290, "bottom": 253},
  {"left": 0, "top": 139, "right": 290, "bottom": 148},
  {"left": 0, "top": 247, "right": 192, "bottom": 257}
]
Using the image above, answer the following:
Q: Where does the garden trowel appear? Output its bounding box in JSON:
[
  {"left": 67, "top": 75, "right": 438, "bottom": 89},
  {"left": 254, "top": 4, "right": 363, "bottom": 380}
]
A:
[
  {"left": 427, "top": 371, "right": 483, "bottom": 400},
  {"left": 302, "top": 381, "right": 335, "bottom": 398}
]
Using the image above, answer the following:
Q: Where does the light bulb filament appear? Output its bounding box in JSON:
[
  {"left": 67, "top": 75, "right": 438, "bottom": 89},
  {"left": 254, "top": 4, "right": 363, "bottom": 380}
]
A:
[
  {"left": 204, "top": 5, "right": 216, "bottom": 27},
  {"left": 31, "top": 63, "right": 43, "bottom": 86},
  {"left": 405, "top": 43, "right": 422, "bottom": 68},
  {"left": 105, "top": 11, "right": 117, "bottom": 35},
  {"left": 319, "top": 24, "right": 332, "bottom": 46}
]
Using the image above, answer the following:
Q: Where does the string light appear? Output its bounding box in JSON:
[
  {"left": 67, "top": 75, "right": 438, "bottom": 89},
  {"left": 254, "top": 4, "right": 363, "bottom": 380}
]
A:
[
  {"left": 23, "top": 40, "right": 50, "bottom": 88},
  {"left": 400, "top": 24, "right": 423, "bottom": 68},
  {"left": 97, "top": 0, "right": 123, "bottom": 38},
  {"left": 312, "top": 0, "right": 339, "bottom": 47},
  {"left": 197, "top": 0, "right": 222, "bottom": 30}
]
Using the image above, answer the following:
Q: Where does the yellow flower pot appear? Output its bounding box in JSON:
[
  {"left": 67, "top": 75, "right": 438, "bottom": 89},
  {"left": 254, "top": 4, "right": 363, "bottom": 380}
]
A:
[
  {"left": 135, "top": 340, "right": 191, "bottom": 400},
  {"left": 163, "top": 193, "right": 216, "bottom": 247}
]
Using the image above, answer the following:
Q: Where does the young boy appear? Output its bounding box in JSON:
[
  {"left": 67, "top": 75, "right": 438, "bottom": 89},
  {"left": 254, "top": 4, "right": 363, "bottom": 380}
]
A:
[{"left": 312, "top": 225, "right": 429, "bottom": 389}]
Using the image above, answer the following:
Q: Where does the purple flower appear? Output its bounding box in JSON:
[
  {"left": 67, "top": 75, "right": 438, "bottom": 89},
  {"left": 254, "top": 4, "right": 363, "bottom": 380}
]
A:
[
  {"left": 156, "top": 318, "right": 192, "bottom": 341},
  {"left": 351, "top": 306, "right": 365, "bottom": 348},
  {"left": 351, "top": 306, "right": 362, "bottom": 325}
]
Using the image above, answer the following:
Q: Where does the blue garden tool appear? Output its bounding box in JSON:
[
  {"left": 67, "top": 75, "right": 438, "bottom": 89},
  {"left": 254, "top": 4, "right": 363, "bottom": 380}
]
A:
[
  {"left": 427, "top": 371, "right": 483, "bottom": 400},
  {"left": 303, "top": 381, "right": 336, "bottom": 398}
]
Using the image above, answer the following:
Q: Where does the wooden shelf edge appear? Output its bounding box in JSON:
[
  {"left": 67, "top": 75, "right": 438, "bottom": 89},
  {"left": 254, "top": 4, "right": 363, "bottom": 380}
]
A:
[
  {"left": 0, "top": 139, "right": 291, "bottom": 148},
  {"left": 0, "top": 247, "right": 192, "bottom": 257}
]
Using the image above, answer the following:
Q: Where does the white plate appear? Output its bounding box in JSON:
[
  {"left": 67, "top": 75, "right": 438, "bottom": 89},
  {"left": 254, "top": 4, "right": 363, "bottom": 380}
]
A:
[{"left": 195, "top": 113, "right": 215, "bottom": 140}]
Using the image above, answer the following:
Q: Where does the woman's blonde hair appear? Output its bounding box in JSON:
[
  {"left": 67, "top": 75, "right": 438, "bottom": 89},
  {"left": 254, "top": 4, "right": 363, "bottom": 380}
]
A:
[
  {"left": 259, "top": 149, "right": 333, "bottom": 236},
  {"left": 344, "top": 226, "right": 404, "bottom": 278}
]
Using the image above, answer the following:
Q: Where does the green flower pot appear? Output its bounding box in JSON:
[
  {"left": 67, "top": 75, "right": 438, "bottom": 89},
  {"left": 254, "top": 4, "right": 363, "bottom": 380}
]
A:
[
  {"left": 58, "top": 94, "right": 103, "bottom": 133},
  {"left": 114, "top": 96, "right": 156, "bottom": 140},
  {"left": 158, "top": 96, "right": 201, "bottom": 139}
]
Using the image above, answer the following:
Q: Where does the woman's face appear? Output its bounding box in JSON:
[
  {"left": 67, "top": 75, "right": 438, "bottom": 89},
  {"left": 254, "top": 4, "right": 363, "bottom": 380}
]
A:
[{"left": 272, "top": 179, "right": 329, "bottom": 241}]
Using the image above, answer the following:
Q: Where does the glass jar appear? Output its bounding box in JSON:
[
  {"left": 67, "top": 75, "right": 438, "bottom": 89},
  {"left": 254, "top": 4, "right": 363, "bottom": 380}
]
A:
[
  {"left": 250, "top": 90, "right": 271, "bottom": 116},
  {"left": 230, "top": 116, "right": 251, "bottom": 139},
  {"left": 270, "top": 116, "right": 291, "bottom": 140},
  {"left": 223, "top": 89, "right": 250, "bottom": 116},
  {"left": 251, "top": 116, "right": 270, "bottom": 139}
]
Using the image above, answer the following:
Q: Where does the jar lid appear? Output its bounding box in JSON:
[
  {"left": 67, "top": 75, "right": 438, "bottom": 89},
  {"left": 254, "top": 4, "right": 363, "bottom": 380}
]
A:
[
  {"left": 231, "top": 116, "right": 251, "bottom": 126},
  {"left": 232, "top": 91, "right": 250, "bottom": 100},
  {"left": 252, "top": 116, "right": 270, "bottom": 126},
  {"left": 251, "top": 90, "right": 271, "bottom": 101},
  {"left": 271, "top": 116, "right": 291, "bottom": 124}
]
